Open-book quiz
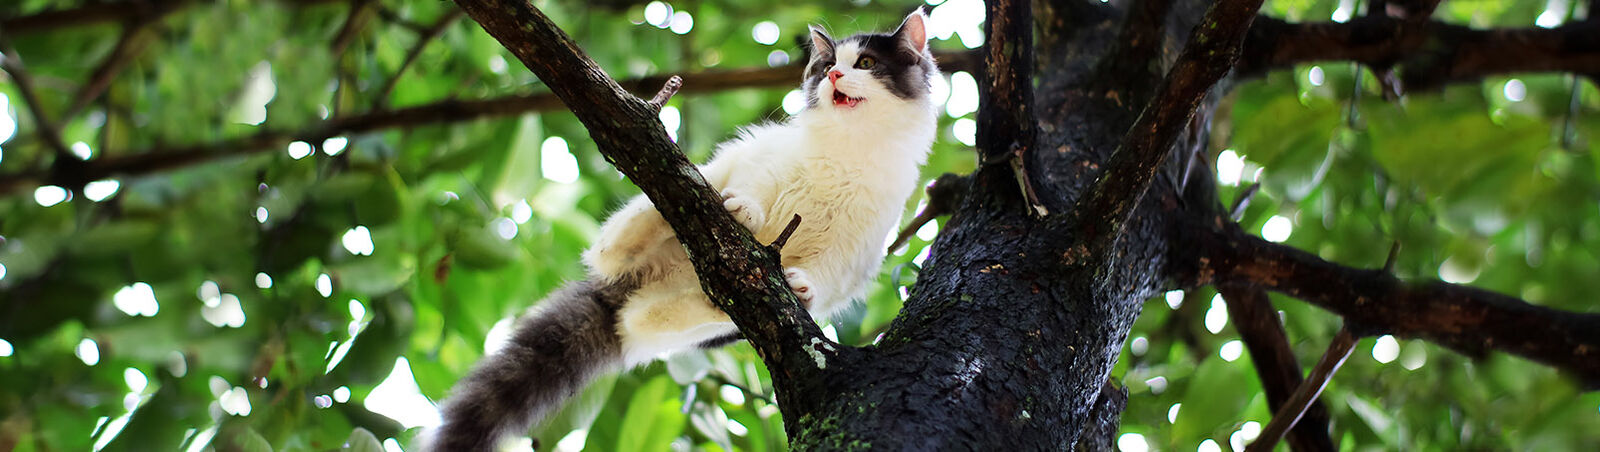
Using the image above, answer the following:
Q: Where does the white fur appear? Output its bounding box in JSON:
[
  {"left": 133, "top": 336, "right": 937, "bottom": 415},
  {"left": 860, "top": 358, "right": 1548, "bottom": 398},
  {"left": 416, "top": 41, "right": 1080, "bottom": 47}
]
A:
[{"left": 581, "top": 46, "right": 939, "bottom": 365}]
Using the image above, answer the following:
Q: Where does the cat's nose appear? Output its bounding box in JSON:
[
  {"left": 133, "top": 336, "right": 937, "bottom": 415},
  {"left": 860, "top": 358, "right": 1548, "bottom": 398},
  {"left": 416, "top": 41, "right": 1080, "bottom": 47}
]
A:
[{"left": 827, "top": 70, "right": 843, "bottom": 84}]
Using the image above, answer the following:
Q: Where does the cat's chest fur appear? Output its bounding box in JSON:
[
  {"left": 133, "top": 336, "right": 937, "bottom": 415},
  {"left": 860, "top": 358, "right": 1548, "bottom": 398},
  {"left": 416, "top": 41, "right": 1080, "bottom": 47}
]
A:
[{"left": 758, "top": 132, "right": 924, "bottom": 262}]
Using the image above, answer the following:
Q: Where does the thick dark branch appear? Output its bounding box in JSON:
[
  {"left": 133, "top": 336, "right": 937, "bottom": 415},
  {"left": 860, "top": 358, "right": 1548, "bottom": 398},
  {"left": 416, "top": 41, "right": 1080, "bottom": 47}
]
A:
[
  {"left": 0, "top": 50, "right": 979, "bottom": 197},
  {"left": 0, "top": 0, "right": 329, "bottom": 34},
  {"left": 977, "top": 0, "right": 1035, "bottom": 161},
  {"left": 1218, "top": 283, "right": 1336, "bottom": 452},
  {"left": 1239, "top": 16, "right": 1600, "bottom": 92},
  {"left": 1246, "top": 327, "right": 1356, "bottom": 452},
  {"left": 1196, "top": 223, "right": 1600, "bottom": 387},
  {"left": 1094, "top": 0, "right": 1174, "bottom": 98},
  {"left": 452, "top": 0, "right": 836, "bottom": 422},
  {"left": 1073, "top": 381, "right": 1129, "bottom": 452},
  {"left": 975, "top": 0, "right": 1041, "bottom": 214},
  {"left": 1074, "top": 0, "right": 1264, "bottom": 252}
]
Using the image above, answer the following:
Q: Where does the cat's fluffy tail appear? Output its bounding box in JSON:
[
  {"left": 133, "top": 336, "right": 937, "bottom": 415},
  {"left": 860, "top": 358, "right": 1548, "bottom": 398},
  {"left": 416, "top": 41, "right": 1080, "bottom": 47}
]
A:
[{"left": 422, "top": 280, "right": 629, "bottom": 451}]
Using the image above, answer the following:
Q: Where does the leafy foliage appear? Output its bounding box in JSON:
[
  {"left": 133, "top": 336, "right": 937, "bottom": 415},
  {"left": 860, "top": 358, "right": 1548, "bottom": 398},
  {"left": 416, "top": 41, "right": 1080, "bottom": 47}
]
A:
[{"left": 0, "top": 0, "right": 1594, "bottom": 451}]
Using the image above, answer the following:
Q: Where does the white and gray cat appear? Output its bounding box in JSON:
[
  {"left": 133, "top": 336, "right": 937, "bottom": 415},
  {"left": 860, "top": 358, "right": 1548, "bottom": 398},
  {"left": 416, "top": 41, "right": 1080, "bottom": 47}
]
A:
[{"left": 426, "top": 10, "right": 939, "bottom": 450}]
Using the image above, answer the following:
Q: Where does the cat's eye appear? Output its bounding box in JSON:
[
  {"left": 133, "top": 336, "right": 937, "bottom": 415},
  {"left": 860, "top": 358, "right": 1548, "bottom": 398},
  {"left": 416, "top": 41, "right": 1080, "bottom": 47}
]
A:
[{"left": 854, "top": 56, "right": 876, "bottom": 69}]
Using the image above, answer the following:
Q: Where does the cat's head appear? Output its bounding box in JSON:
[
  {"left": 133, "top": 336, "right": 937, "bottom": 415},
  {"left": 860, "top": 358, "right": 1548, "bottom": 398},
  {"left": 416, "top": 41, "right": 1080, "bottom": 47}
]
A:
[{"left": 802, "top": 9, "right": 937, "bottom": 116}]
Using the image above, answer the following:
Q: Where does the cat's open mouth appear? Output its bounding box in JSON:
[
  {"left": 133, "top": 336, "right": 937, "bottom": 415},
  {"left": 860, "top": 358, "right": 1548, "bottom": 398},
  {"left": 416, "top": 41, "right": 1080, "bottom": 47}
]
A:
[{"left": 832, "top": 89, "right": 864, "bottom": 108}]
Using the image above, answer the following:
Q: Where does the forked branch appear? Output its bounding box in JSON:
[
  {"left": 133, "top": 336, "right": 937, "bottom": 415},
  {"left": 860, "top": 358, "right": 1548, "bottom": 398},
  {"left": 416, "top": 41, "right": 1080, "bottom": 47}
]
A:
[
  {"left": 1218, "top": 283, "right": 1336, "bottom": 451},
  {"left": 1074, "top": 0, "right": 1265, "bottom": 253},
  {"left": 1246, "top": 327, "right": 1357, "bottom": 452},
  {"left": 975, "top": 0, "right": 1043, "bottom": 215}
]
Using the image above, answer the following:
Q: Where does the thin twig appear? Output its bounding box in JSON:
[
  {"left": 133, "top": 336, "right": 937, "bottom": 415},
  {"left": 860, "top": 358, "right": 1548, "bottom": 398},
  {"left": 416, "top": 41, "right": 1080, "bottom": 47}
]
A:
[
  {"left": 1561, "top": 74, "right": 1583, "bottom": 151},
  {"left": 0, "top": 51, "right": 978, "bottom": 197},
  {"left": 1010, "top": 145, "right": 1048, "bottom": 216},
  {"left": 887, "top": 173, "right": 969, "bottom": 254},
  {"left": 887, "top": 212, "right": 937, "bottom": 256},
  {"left": 1177, "top": 115, "right": 1206, "bottom": 193},
  {"left": 374, "top": 8, "right": 464, "bottom": 110},
  {"left": 1229, "top": 182, "right": 1261, "bottom": 221},
  {"left": 64, "top": 16, "right": 165, "bottom": 121},
  {"left": 769, "top": 214, "right": 802, "bottom": 251},
  {"left": 647, "top": 75, "right": 684, "bottom": 111},
  {"left": 1246, "top": 326, "right": 1357, "bottom": 452},
  {"left": 330, "top": 0, "right": 378, "bottom": 57},
  {"left": 1218, "top": 283, "right": 1337, "bottom": 451},
  {"left": 0, "top": 32, "right": 72, "bottom": 160},
  {"left": 1382, "top": 241, "right": 1401, "bottom": 272},
  {"left": 373, "top": 4, "right": 431, "bottom": 33},
  {"left": 705, "top": 372, "right": 775, "bottom": 405}
]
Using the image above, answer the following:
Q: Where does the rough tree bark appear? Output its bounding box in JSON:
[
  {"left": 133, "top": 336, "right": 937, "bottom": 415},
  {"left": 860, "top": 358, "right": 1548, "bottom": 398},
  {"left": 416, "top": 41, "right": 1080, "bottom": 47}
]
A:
[{"left": 441, "top": 0, "right": 1600, "bottom": 449}]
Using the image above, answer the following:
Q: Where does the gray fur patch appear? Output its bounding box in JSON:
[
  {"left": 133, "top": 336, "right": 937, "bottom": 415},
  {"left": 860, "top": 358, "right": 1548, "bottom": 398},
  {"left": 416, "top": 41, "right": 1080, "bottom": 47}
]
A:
[{"left": 425, "top": 280, "right": 633, "bottom": 451}]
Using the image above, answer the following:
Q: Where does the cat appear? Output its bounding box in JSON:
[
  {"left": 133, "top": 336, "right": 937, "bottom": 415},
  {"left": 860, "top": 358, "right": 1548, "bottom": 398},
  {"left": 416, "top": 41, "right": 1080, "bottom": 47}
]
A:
[{"left": 424, "top": 9, "right": 939, "bottom": 451}]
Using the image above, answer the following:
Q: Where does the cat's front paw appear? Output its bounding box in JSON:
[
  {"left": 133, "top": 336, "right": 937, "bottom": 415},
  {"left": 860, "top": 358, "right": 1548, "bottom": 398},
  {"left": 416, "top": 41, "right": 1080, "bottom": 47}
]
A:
[
  {"left": 721, "top": 188, "right": 766, "bottom": 231},
  {"left": 784, "top": 267, "right": 815, "bottom": 309}
]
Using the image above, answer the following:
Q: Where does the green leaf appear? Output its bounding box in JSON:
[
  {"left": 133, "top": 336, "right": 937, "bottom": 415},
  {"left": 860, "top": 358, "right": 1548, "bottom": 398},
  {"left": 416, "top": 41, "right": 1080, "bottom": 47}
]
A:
[
  {"left": 616, "top": 374, "right": 688, "bottom": 452},
  {"left": 342, "top": 427, "right": 385, "bottom": 452}
]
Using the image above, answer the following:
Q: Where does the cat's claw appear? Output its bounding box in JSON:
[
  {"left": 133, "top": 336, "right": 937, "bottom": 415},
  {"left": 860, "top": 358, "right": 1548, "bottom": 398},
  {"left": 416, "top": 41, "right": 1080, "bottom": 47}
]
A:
[
  {"left": 721, "top": 188, "right": 766, "bottom": 231},
  {"left": 784, "top": 267, "right": 815, "bottom": 308}
]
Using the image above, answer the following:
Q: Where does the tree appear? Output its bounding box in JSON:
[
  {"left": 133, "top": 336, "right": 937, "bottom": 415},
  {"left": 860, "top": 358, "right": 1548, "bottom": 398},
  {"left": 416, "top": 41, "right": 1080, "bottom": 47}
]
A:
[{"left": 0, "top": 0, "right": 1596, "bottom": 450}]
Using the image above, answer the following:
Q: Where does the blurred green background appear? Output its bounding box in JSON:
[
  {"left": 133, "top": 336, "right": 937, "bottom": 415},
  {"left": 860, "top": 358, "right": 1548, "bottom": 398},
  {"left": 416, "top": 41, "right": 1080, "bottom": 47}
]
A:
[{"left": 0, "top": 0, "right": 1595, "bottom": 450}]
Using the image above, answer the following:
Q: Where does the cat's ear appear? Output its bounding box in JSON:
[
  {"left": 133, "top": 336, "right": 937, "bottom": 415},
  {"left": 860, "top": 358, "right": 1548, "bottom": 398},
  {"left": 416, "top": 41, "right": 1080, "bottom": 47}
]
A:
[
  {"left": 893, "top": 8, "right": 929, "bottom": 55},
  {"left": 808, "top": 25, "right": 836, "bottom": 58}
]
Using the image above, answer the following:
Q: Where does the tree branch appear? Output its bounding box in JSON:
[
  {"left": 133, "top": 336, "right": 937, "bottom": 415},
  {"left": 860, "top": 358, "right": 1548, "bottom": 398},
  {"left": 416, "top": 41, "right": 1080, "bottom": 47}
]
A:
[
  {"left": 63, "top": 13, "right": 169, "bottom": 121},
  {"left": 0, "top": 0, "right": 333, "bottom": 34},
  {"left": 0, "top": 32, "right": 72, "bottom": 160},
  {"left": 1218, "top": 283, "right": 1336, "bottom": 452},
  {"left": 373, "top": 8, "right": 464, "bottom": 110},
  {"left": 886, "top": 173, "right": 968, "bottom": 254},
  {"left": 329, "top": 0, "right": 378, "bottom": 57},
  {"left": 1246, "top": 326, "right": 1356, "bottom": 452},
  {"left": 1194, "top": 222, "right": 1600, "bottom": 387},
  {"left": 451, "top": 0, "right": 838, "bottom": 423},
  {"left": 1094, "top": 0, "right": 1174, "bottom": 99},
  {"left": 1074, "top": 0, "right": 1264, "bottom": 253},
  {"left": 1073, "top": 380, "right": 1129, "bottom": 452},
  {"left": 1238, "top": 16, "right": 1600, "bottom": 92},
  {"left": 0, "top": 50, "right": 979, "bottom": 197},
  {"left": 976, "top": 0, "right": 1042, "bottom": 215}
]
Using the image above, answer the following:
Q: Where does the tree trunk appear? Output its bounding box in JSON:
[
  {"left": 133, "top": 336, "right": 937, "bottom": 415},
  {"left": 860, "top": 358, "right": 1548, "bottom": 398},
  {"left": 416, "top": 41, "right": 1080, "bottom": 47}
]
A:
[{"left": 775, "top": 0, "right": 1240, "bottom": 447}]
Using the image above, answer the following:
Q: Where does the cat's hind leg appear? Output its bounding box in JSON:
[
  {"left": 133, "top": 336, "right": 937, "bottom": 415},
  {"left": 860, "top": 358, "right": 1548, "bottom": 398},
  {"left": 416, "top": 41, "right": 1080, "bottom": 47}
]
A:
[
  {"left": 584, "top": 195, "right": 677, "bottom": 280},
  {"left": 616, "top": 279, "right": 737, "bottom": 365}
]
